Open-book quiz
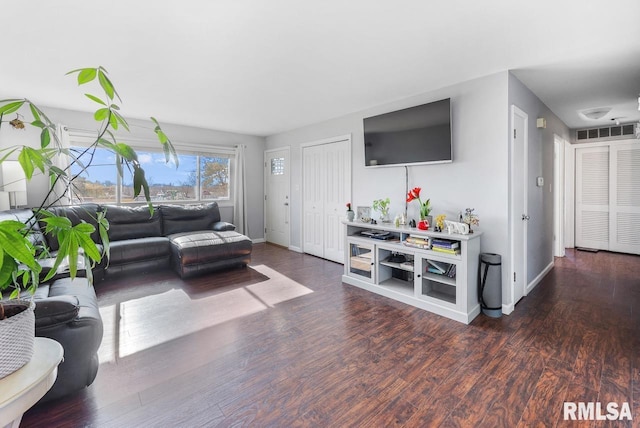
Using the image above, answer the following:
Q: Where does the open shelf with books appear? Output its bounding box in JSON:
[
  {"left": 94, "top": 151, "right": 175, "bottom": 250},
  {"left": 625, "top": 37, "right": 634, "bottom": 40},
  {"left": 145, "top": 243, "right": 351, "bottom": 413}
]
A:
[{"left": 342, "top": 220, "right": 482, "bottom": 324}]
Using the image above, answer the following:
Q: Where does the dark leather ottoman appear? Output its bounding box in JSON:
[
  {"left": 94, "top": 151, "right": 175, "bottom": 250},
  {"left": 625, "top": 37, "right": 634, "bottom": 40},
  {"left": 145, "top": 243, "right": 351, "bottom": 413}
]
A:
[{"left": 169, "top": 230, "right": 252, "bottom": 278}]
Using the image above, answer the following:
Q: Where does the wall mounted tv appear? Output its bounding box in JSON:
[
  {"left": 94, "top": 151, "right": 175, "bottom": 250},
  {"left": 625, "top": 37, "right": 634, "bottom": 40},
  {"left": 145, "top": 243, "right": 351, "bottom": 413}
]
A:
[{"left": 363, "top": 98, "right": 452, "bottom": 167}]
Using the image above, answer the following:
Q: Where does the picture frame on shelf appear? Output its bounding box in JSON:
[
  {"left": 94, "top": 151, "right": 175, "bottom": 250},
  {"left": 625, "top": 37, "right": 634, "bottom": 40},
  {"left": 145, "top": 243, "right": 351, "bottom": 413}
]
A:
[{"left": 356, "top": 206, "right": 371, "bottom": 223}]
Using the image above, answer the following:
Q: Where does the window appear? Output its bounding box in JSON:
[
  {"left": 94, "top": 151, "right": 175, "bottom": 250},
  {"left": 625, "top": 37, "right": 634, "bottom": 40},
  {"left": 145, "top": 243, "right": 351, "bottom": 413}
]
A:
[
  {"left": 69, "top": 146, "right": 118, "bottom": 203},
  {"left": 69, "top": 145, "right": 233, "bottom": 205},
  {"left": 200, "top": 156, "right": 231, "bottom": 200},
  {"left": 121, "top": 152, "right": 197, "bottom": 203}
]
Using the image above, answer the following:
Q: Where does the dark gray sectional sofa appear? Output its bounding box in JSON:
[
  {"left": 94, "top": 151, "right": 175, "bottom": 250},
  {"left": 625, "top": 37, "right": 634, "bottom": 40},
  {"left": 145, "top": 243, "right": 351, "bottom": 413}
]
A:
[{"left": 0, "top": 202, "right": 252, "bottom": 401}]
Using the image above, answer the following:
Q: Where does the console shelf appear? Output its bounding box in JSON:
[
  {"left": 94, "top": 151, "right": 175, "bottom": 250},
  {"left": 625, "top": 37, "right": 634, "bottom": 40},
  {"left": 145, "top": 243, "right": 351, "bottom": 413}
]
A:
[{"left": 342, "top": 221, "right": 482, "bottom": 324}]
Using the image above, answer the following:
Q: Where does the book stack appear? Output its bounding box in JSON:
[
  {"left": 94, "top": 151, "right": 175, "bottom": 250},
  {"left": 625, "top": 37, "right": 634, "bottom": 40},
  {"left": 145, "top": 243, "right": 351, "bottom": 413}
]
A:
[
  {"left": 426, "top": 260, "right": 457, "bottom": 278},
  {"left": 431, "top": 239, "right": 460, "bottom": 255},
  {"left": 403, "top": 236, "right": 430, "bottom": 249}
]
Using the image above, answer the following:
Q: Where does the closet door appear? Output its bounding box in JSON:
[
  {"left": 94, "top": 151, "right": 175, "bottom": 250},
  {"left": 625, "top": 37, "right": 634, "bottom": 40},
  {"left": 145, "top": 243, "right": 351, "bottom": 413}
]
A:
[
  {"left": 302, "top": 144, "right": 324, "bottom": 258},
  {"left": 609, "top": 142, "right": 640, "bottom": 254},
  {"left": 323, "top": 141, "right": 350, "bottom": 263},
  {"left": 302, "top": 137, "right": 351, "bottom": 263},
  {"left": 575, "top": 147, "right": 610, "bottom": 251}
]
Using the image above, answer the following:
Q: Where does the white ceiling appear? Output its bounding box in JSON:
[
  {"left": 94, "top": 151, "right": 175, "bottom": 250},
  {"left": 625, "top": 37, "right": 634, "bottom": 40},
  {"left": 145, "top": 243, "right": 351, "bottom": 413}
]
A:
[{"left": 2, "top": 0, "right": 639, "bottom": 137}]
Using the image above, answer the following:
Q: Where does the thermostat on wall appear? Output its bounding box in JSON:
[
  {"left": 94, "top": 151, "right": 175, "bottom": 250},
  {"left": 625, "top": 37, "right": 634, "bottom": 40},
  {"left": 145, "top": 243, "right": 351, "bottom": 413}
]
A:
[{"left": 536, "top": 176, "right": 544, "bottom": 187}]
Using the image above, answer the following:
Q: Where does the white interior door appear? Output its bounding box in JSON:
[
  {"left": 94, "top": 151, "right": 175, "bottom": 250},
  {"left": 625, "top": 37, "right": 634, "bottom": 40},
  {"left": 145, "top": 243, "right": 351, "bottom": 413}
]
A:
[
  {"left": 575, "top": 146, "right": 610, "bottom": 251},
  {"left": 323, "top": 141, "right": 351, "bottom": 263},
  {"left": 609, "top": 142, "right": 640, "bottom": 254},
  {"left": 265, "top": 148, "right": 290, "bottom": 247},
  {"left": 302, "top": 144, "right": 324, "bottom": 257},
  {"left": 511, "top": 105, "right": 528, "bottom": 305}
]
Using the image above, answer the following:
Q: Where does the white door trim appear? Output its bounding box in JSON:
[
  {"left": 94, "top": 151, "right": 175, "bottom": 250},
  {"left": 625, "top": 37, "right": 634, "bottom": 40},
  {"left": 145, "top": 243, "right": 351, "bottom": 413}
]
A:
[
  {"left": 565, "top": 141, "right": 576, "bottom": 248},
  {"left": 264, "top": 146, "right": 291, "bottom": 248},
  {"left": 553, "top": 135, "right": 566, "bottom": 257},
  {"left": 510, "top": 105, "right": 528, "bottom": 311}
]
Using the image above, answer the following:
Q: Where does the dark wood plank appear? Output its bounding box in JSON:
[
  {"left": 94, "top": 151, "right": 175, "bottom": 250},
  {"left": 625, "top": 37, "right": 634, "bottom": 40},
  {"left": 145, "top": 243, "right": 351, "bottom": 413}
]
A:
[{"left": 21, "top": 247, "right": 640, "bottom": 427}]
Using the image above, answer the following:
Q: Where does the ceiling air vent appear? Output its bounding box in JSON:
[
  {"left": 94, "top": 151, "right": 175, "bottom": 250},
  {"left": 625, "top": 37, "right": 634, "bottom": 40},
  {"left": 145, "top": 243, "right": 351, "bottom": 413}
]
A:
[{"left": 576, "top": 123, "right": 638, "bottom": 141}]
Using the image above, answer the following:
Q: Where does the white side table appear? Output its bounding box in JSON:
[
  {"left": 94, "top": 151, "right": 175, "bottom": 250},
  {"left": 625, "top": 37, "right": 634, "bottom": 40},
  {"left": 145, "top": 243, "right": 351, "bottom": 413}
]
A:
[{"left": 0, "top": 337, "right": 64, "bottom": 428}]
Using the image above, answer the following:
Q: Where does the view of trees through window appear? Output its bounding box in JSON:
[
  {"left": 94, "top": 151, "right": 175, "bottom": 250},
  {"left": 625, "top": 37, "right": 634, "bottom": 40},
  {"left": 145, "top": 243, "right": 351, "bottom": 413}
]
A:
[{"left": 70, "top": 146, "right": 231, "bottom": 204}]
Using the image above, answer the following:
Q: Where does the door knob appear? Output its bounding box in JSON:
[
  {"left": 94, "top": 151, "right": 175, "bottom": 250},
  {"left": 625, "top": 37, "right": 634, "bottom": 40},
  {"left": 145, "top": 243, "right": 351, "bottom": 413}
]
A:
[
  {"left": 522, "top": 214, "right": 530, "bottom": 220},
  {"left": 284, "top": 202, "right": 289, "bottom": 206}
]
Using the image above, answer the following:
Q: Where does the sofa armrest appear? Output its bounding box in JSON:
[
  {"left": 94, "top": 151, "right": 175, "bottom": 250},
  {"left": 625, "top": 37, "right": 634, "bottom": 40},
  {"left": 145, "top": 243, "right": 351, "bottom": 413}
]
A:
[
  {"left": 34, "top": 295, "right": 80, "bottom": 328},
  {"left": 212, "top": 221, "right": 236, "bottom": 231}
]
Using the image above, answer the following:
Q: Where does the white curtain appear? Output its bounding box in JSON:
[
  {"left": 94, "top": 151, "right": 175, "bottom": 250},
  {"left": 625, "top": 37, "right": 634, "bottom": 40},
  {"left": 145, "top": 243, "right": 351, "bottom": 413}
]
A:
[
  {"left": 48, "top": 124, "right": 71, "bottom": 206},
  {"left": 233, "top": 144, "right": 248, "bottom": 235}
]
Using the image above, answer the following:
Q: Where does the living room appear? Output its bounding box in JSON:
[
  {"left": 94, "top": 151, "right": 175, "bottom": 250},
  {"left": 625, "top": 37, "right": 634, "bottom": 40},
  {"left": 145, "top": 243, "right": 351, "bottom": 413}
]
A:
[{"left": 1, "top": 1, "right": 639, "bottom": 426}]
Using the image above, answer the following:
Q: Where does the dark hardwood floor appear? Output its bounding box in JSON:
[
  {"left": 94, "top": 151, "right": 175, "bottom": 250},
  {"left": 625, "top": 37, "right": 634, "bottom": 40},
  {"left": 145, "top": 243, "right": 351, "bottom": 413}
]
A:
[{"left": 23, "top": 245, "right": 639, "bottom": 427}]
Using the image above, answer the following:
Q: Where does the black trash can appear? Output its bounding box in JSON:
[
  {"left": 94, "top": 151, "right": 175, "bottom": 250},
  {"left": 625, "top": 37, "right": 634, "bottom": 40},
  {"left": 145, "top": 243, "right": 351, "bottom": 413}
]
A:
[{"left": 478, "top": 253, "right": 502, "bottom": 318}]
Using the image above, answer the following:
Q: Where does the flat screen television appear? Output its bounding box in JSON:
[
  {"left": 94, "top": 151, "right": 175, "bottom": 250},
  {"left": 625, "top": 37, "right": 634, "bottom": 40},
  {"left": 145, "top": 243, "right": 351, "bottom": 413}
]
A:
[{"left": 363, "top": 98, "right": 452, "bottom": 167}]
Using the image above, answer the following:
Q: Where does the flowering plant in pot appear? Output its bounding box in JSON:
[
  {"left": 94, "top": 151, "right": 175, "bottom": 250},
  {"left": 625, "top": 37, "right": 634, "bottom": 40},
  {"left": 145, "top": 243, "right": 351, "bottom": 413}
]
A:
[
  {"left": 0, "top": 66, "right": 178, "bottom": 377},
  {"left": 406, "top": 187, "right": 431, "bottom": 230},
  {"left": 346, "top": 202, "right": 355, "bottom": 221}
]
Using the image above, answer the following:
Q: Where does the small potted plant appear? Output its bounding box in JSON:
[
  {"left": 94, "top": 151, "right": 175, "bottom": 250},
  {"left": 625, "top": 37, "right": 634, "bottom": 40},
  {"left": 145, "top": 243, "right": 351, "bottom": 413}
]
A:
[
  {"left": 373, "top": 198, "right": 390, "bottom": 222},
  {"left": 346, "top": 202, "right": 355, "bottom": 221}
]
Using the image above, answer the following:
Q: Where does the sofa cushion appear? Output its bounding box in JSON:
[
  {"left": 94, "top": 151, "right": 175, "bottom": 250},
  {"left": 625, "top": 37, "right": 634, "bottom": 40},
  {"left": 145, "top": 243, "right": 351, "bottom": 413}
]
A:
[
  {"left": 102, "top": 204, "right": 162, "bottom": 241},
  {"left": 108, "top": 236, "right": 171, "bottom": 265},
  {"left": 159, "top": 202, "right": 221, "bottom": 235},
  {"left": 40, "top": 204, "right": 101, "bottom": 251}
]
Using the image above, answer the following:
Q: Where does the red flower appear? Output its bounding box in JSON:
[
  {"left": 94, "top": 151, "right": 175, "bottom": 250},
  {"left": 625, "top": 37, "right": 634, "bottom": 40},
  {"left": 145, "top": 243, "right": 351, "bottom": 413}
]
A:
[
  {"left": 406, "top": 187, "right": 421, "bottom": 203},
  {"left": 346, "top": 202, "right": 352, "bottom": 210}
]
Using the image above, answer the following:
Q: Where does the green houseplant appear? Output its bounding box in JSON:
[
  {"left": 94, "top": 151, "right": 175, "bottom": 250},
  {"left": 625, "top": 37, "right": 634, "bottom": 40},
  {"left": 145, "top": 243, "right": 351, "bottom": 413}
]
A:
[
  {"left": 0, "top": 66, "right": 178, "bottom": 376},
  {"left": 372, "top": 197, "right": 390, "bottom": 222}
]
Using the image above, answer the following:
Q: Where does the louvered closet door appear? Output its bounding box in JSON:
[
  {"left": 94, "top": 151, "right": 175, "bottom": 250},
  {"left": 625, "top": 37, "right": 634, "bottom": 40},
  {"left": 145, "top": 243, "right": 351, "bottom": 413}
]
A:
[
  {"left": 575, "top": 147, "right": 610, "bottom": 250},
  {"left": 609, "top": 142, "right": 640, "bottom": 254}
]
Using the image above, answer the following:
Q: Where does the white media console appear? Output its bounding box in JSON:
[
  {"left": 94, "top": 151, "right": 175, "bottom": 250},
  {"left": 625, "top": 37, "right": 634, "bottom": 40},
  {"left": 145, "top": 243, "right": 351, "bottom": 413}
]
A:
[{"left": 342, "top": 221, "right": 482, "bottom": 324}]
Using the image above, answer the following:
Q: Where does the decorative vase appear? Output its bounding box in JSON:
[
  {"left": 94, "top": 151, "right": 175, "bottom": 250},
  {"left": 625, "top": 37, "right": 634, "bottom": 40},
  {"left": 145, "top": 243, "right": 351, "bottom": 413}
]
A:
[
  {"left": 347, "top": 210, "right": 355, "bottom": 222},
  {"left": 0, "top": 299, "right": 35, "bottom": 379},
  {"left": 418, "top": 219, "right": 429, "bottom": 230}
]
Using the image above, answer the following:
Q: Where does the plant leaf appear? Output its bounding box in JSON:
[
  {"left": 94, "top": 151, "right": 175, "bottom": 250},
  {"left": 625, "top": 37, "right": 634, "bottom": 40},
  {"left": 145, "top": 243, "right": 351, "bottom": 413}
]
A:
[
  {"left": 85, "top": 93, "right": 106, "bottom": 106},
  {"left": 40, "top": 128, "right": 51, "bottom": 148},
  {"left": 77, "top": 68, "right": 97, "bottom": 85},
  {"left": 109, "top": 112, "right": 118, "bottom": 130},
  {"left": 29, "top": 103, "right": 41, "bottom": 122},
  {"left": 0, "top": 100, "right": 25, "bottom": 115},
  {"left": 94, "top": 108, "right": 110, "bottom": 122},
  {"left": 98, "top": 70, "right": 115, "bottom": 100},
  {"left": 113, "top": 143, "right": 137, "bottom": 162},
  {"left": 112, "top": 111, "right": 130, "bottom": 131},
  {"left": 132, "top": 166, "right": 150, "bottom": 201}
]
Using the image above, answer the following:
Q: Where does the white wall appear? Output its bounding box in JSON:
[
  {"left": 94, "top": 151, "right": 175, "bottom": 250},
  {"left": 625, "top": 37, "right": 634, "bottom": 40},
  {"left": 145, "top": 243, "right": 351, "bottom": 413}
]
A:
[
  {"left": 266, "top": 72, "right": 513, "bottom": 304},
  {"left": 508, "top": 73, "right": 571, "bottom": 287},
  {"left": 0, "top": 106, "right": 266, "bottom": 240}
]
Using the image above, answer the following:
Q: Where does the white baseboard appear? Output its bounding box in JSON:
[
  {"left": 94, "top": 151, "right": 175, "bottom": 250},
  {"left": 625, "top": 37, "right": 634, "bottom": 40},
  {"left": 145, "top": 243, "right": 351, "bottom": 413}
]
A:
[
  {"left": 252, "top": 238, "right": 266, "bottom": 244},
  {"left": 289, "top": 246, "right": 302, "bottom": 253},
  {"left": 502, "top": 303, "right": 514, "bottom": 315},
  {"left": 526, "top": 260, "right": 554, "bottom": 295}
]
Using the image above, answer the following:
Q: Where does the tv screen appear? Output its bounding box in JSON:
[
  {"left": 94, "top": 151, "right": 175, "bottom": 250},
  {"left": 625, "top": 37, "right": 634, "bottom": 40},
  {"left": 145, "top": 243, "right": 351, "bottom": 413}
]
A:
[{"left": 363, "top": 98, "right": 452, "bottom": 167}]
